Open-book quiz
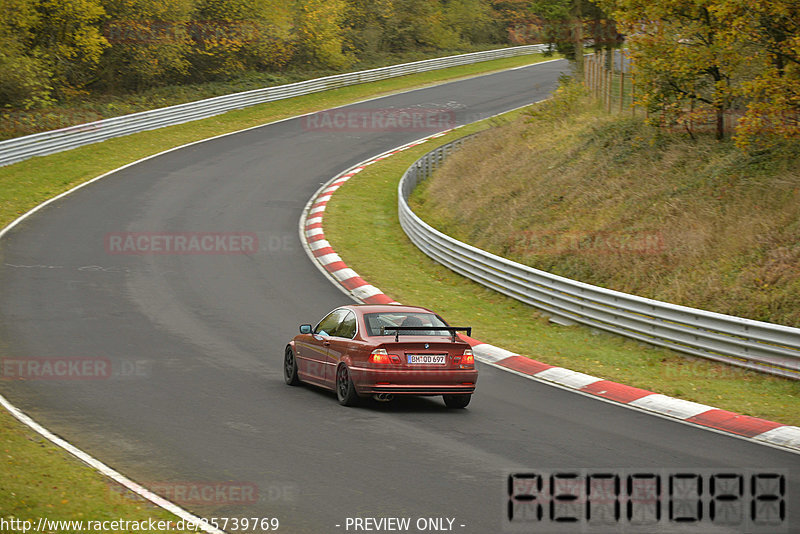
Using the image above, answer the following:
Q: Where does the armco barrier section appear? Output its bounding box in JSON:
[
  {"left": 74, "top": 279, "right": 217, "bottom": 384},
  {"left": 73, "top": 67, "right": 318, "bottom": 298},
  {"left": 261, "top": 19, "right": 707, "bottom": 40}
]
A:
[
  {"left": 398, "top": 136, "right": 800, "bottom": 380},
  {"left": 0, "top": 45, "right": 547, "bottom": 167}
]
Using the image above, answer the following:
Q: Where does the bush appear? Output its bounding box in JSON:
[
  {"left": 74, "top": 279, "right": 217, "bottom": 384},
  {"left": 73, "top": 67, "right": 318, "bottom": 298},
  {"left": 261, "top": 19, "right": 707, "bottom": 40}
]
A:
[{"left": 0, "top": 49, "right": 53, "bottom": 108}]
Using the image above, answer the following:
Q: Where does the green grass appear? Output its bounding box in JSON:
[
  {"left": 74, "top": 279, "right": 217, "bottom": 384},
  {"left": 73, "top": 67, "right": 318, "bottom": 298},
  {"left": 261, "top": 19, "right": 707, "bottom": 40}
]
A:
[
  {"left": 0, "top": 52, "right": 554, "bottom": 528},
  {"left": 0, "top": 409, "right": 199, "bottom": 533},
  {"left": 322, "top": 108, "right": 800, "bottom": 427}
]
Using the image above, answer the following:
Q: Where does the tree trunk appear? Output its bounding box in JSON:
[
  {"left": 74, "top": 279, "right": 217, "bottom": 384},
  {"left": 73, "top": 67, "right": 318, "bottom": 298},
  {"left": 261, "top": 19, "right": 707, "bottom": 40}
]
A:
[{"left": 572, "top": 0, "right": 584, "bottom": 75}]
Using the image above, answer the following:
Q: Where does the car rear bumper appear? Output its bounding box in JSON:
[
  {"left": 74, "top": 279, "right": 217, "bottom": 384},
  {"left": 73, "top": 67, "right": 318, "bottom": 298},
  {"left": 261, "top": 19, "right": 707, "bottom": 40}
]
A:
[
  {"left": 349, "top": 366, "right": 477, "bottom": 396},
  {"left": 364, "top": 384, "right": 476, "bottom": 395}
]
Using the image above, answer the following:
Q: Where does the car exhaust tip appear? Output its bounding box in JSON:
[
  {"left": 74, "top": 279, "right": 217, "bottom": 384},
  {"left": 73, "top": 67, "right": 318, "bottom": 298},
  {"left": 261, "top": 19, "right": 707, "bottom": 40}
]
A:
[{"left": 373, "top": 393, "right": 394, "bottom": 402}]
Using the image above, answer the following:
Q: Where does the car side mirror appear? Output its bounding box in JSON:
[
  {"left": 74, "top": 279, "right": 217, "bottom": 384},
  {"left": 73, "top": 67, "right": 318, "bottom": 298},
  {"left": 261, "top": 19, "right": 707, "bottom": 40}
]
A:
[{"left": 299, "top": 324, "right": 312, "bottom": 334}]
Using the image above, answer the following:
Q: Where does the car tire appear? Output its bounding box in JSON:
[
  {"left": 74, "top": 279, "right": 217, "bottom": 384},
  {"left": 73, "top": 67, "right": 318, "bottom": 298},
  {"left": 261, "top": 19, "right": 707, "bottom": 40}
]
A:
[
  {"left": 336, "top": 364, "right": 359, "bottom": 406},
  {"left": 443, "top": 394, "right": 471, "bottom": 409},
  {"left": 284, "top": 346, "right": 300, "bottom": 386}
]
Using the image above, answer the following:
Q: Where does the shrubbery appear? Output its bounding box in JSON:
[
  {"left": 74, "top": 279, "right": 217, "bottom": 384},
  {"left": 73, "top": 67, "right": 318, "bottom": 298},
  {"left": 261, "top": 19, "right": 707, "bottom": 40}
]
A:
[{"left": 0, "top": 0, "right": 507, "bottom": 109}]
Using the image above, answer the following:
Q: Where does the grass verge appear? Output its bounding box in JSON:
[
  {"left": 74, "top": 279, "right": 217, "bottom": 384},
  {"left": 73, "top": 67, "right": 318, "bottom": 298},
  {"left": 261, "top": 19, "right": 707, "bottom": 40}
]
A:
[
  {"left": 0, "top": 52, "right": 555, "bottom": 529},
  {"left": 413, "top": 82, "right": 800, "bottom": 328},
  {"left": 0, "top": 408, "right": 199, "bottom": 533},
  {"left": 323, "top": 109, "right": 800, "bottom": 427}
]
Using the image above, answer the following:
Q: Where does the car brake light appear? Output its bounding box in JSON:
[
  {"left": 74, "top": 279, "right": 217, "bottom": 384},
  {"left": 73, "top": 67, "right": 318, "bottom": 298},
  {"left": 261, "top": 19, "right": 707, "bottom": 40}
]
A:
[
  {"left": 370, "top": 348, "right": 391, "bottom": 364},
  {"left": 461, "top": 348, "right": 474, "bottom": 366}
]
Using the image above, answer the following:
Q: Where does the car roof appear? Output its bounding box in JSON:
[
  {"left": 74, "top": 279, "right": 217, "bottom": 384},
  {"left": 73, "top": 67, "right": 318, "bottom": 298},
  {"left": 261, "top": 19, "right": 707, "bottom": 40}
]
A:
[{"left": 343, "top": 304, "right": 436, "bottom": 315}]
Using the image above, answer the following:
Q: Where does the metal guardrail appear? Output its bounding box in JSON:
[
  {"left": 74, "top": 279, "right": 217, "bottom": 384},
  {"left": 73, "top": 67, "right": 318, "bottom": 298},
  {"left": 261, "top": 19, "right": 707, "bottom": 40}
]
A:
[
  {"left": 398, "top": 136, "right": 800, "bottom": 379},
  {"left": 0, "top": 45, "right": 548, "bottom": 167}
]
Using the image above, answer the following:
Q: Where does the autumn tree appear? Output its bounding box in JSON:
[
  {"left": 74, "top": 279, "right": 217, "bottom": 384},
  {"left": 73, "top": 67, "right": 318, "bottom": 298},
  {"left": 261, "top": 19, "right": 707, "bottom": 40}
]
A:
[
  {"left": 493, "top": 0, "right": 539, "bottom": 44},
  {"left": 712, "top": 0, "right": 800, "bottom": 145},
  {"left": 0, "top": 0, "right": 52, "bottom": 107},
  {"left": 443, "top": 0, "right": 502, "bottom": 45},
  {"left": 0, "top": 0, "right": 107, "bottom": 105},
  {"left": 98, "top": 0, "right": 195, "bottom": 91},
  {"left": 31, "top": 0, "right": 108, "bottom": 94},
  {"left": 529, "top": 0, "right": 618, "bottom": 73},
  {"left": 600, "top": 0, "right": 748, "bottom": 140},
  {"left": 343, "top": 0, "right": 396, "bottom": 58},
  {"left": 190, "top": 0, "right": 295, "bottom": 79},
  {"left": 1, "top": 0, "right": 522, "bottom": 111},
  {"left": 295, "top": 0, "right": 353, "bottom": 69},
  {"left": 380, "top": 0, "right": 461, "bottom": 50}
]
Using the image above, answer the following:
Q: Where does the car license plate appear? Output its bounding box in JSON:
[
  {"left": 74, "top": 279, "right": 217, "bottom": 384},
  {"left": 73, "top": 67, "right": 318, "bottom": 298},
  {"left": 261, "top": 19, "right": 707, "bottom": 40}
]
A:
[{"left": 407, "top": 354, "right": 446, "bottom": 365}]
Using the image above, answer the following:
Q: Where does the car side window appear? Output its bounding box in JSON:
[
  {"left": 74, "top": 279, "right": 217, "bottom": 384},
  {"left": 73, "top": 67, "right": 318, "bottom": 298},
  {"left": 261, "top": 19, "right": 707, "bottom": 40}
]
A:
[
  {"left": 314, "top": 309, "right": 347, "bottom": 337},
  {"left": 333, "top": 311, "right": 357, "bottom": 339}
]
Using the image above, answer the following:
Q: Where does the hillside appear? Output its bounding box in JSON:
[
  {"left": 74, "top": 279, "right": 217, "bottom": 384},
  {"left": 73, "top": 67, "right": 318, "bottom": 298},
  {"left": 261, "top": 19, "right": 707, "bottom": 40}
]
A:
[{"left": 411, "top": 83, "right": 800, "bottom": 327}]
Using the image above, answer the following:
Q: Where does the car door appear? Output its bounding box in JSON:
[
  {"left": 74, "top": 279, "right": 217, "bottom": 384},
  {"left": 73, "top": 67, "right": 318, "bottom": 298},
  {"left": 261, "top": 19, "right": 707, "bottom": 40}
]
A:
[
  {"left": 300, "top": 309, "right": 348, "bottom": 385},
  {"left": 323, "top": 310, "right": 357, "bottom": 385}
]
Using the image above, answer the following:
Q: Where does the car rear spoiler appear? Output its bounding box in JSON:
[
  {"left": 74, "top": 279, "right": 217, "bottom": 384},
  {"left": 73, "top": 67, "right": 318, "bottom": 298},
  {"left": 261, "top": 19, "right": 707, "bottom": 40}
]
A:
[{"left": 380, "top": 326, "right": 472, "bottom": 343}]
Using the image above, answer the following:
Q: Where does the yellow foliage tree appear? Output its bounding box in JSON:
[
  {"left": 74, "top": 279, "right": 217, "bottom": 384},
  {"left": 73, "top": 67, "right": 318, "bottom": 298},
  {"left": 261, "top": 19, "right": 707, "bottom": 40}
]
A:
[
  {"left": 600, "top": 0, "right": 747, "bottom": 140},
  {"left": 99, "top": 0, "right": 195, "bottom": 90},
  {"left": 190, "top": 0, "right": 295, "bottom": 79},
  {"left": 32, "top": 0, "right": 108, "bottom": 94},
  {"left": 711, "top": 0, "right": 800, "bottom": 146},
  {"left": 0, "top": 0, "right": 52, "bottom": 107},
  {"left": 601, "top": 0, "right": 799, "bottom": 145},
  {"left": 295, "top": 0, "right": 353, "bottom": 69}
]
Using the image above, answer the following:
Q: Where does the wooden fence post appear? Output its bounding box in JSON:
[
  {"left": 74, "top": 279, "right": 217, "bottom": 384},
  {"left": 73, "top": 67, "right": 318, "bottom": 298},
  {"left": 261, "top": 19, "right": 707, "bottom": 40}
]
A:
[{"left": 595, "top": 56, "right": 599, "bottom": 98}]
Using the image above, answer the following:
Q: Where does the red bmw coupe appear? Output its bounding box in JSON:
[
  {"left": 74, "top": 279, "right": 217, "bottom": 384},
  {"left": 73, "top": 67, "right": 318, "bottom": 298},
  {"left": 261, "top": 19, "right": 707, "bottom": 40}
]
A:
[{"left": 284, "top": 304, "right": 477, "bottom": 408}]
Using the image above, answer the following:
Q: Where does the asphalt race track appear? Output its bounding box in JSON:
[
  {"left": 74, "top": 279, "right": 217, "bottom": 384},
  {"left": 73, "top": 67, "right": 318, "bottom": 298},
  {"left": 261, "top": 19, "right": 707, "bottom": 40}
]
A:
[{"left": 1, "top": 60, "right": 798, "bottom": 533}]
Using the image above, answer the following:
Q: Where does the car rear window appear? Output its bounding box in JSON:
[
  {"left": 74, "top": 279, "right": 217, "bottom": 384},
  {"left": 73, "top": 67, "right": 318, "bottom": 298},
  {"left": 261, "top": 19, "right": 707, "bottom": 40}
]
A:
[{"left": 363, "top": 312, "right": 448, "bottom": 337}]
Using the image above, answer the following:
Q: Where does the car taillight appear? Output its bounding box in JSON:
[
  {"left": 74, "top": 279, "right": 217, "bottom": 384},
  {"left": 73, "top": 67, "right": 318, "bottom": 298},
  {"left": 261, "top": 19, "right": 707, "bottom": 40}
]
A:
[
  {"left": 461, "top": 348, "right": 474, "bottom": 367},
  {"left": 369, "top": 348, "right": 391, "bottom": 364}
]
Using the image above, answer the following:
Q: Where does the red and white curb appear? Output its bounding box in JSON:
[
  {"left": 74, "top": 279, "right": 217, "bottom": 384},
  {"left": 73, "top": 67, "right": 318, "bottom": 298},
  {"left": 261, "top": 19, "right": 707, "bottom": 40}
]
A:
[
  {"left": 299, "top": 133, "right": 800, "bottom": 455},
  {"left": 299, "top": 130, "right": 455, "bottom": 304}
]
